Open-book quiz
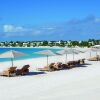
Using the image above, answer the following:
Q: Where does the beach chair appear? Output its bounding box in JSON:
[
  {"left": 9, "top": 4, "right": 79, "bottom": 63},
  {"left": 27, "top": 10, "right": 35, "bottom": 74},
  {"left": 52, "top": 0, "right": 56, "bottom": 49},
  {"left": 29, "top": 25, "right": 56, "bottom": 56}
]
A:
[
  {"left": 53, "top": 62, "right": 61, "bottom": 70},
  {"left": 0, "top": 67, "right": 17, "bottom": 77},
  {"left": 88, "top": 55, "right": 100, "bottom": 61},
  {"left": 67, "top": 61, "right": 76, "bottom": 68},
  {"left": 60, "top": 63, "right": 70, "bottom": 69},
  {"left": 16, "top": 65, "right": 30, "bottom": 75},
  {"left": 37, "top": 67, "right": 49, "bottom": 71},
  {"left": 37, "top": 63, "right": 55, "bottom": 71}
]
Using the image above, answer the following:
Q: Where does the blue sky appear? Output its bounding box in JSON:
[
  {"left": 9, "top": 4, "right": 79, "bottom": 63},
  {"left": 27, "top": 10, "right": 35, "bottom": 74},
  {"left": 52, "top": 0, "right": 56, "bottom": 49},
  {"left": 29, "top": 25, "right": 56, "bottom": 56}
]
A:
[{"left": 0, "top": 0, "right": 100, "bottom": 41}]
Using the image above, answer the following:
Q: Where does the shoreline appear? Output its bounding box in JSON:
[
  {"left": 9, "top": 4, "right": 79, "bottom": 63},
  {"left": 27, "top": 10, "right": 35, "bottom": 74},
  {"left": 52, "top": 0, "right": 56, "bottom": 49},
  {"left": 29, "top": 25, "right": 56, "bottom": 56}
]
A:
[
  {"left": 0, "top": 46, "right": 64, "bottom": 49},
  {"left": 0, "top": 47, "right": 63, "bottom": 63}
]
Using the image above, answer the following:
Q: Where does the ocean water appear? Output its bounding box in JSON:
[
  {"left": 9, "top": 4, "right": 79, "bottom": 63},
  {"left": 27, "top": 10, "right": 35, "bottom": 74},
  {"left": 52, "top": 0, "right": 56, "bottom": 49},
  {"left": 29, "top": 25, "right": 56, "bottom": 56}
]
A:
[{"left": 0, "top": 48, "right": 61, "bottom": 62}]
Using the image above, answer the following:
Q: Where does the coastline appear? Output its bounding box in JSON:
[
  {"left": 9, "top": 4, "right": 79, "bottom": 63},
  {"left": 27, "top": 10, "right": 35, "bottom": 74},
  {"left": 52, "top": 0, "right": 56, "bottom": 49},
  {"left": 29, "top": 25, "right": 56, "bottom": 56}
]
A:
[{"left": 0, "top": 46, "right": 64, "bottom": 49}]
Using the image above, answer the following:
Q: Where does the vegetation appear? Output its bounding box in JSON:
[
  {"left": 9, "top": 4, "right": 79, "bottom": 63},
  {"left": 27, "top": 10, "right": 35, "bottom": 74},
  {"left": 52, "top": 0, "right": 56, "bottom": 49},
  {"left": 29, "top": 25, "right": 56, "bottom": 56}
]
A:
[{"left": 0, "top": 39, "right": 100, "bottom": 47}]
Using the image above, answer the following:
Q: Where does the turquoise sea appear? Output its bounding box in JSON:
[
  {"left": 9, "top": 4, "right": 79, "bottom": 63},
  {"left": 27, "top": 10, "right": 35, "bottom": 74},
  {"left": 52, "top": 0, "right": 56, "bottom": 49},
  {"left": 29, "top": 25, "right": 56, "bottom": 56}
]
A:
[{"left": 0, "top": 48, "right": 61, "bottom": 62}]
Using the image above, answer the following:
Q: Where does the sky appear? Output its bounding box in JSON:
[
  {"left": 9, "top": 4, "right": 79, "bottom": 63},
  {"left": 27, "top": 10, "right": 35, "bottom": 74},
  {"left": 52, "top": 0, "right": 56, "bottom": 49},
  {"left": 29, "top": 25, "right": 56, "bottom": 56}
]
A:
[{"left": 0, "top": 0, "right": 100, "bottom": 41}]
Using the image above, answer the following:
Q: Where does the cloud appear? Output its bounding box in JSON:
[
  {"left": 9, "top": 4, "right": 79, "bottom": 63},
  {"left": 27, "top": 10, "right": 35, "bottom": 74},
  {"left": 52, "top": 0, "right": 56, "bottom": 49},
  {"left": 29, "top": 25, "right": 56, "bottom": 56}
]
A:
[
  {"left": 15, "top": 26, "right": 25, "bottom": 32},
  {"left": 32, "top": 30, "right": 42, "bottom": 35},
  {"left": 95, "top": 18, "right": 100, "bottom": 23},
  {"left": 41, "top": 27, "right": 55, "bottom": 30},
  {"left": 3, "top": 25, "right": 28, "bottom": 37},
  {"left": 4, "top": 25, "right": 14, "bottom": 32},
  {"left": 3, "top": 25, "right": 26, "bottom": 32},
  {"left": 2, "top": 15, "right": 100, "bottom": 41},
  {"left": 3, "top": 25, "right": 34, "bottom": 37},
  {"left": 3, "top": 24, "right": 55, "bottom": 35}
]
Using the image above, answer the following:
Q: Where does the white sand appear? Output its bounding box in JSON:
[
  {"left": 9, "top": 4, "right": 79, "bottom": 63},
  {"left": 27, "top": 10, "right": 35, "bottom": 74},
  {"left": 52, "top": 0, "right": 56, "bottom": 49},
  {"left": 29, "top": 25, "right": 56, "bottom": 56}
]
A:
[{"left": 0, "top": 48, "right": 100, "bottom": 100}]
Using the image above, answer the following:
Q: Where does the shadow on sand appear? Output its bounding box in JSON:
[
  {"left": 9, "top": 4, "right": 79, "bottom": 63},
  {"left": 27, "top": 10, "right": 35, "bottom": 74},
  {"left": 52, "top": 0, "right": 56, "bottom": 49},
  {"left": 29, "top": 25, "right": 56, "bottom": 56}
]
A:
[
  {"left": 27, "top": 71, "right": 46, "bottom": 76},
  {"left": 76, "top": 64, "right": 88, "bottom": 67},
  {"left": 84, "top": 63, "right": 92, "bottom": 65},
  {"left": 76, "top": 63, "right": 92, "bottom": 68}
]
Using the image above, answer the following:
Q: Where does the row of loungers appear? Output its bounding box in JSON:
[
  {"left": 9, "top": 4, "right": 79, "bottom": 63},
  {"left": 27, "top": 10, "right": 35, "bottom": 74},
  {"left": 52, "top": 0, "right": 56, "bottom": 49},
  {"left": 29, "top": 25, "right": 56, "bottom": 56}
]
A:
[
  {"left": 0, "top": 65, "right": 30, "bottom": 77},
  {"left": 37, "top": 59, "right": 85, "bottom": 72},
  {"left": 0, "top": 59, "right": 85, "bottom": 77}
]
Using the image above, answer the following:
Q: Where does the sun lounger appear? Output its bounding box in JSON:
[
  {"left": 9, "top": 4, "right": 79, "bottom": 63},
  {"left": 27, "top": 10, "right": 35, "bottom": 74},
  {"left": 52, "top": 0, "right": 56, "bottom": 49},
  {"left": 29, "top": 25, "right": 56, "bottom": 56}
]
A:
[
  {"left": 53, "top": 62, "right": 63, "bottom": 70},
  {"left": 88, "top": 55, "right": 100, "bottom": 61},
  {"left": 16, "top": 65, "right": 30, "bottom": 75},
  {"left": 88, "top": 57, "right": 98, "bottom": 61},
  {"left": 60, "top": 64, "right": 70, "bottom": 69},
  {"left": 37, "top": 67, "right": 50, "bottom": 71},
  {"left": 37, "top": 63, "right": 55, "bottom": 71},
  {"left": 0, "top": 67, "right": 17, "bottom": 77},
  {"left": 67, "top": 61, "right": 76, "bottom": 68},
  {"left": 47, "top": 62, "right": 69, "bottom": 70}
]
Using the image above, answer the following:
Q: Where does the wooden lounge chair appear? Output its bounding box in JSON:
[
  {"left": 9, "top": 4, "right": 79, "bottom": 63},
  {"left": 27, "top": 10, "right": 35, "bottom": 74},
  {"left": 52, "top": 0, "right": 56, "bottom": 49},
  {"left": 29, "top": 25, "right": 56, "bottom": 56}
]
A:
[
  {"left": 88, "top": 57, "right": 97, "bottom": 61},
  {"left": 37, "top": 63, "right": 55, "bottom": 72},
  {"left": 53, "top": 62, "right": 69, "bottom": 70},
  {"left": 51, "top": 62, "right": 70, "bottom": 70},
  {"left": 37, "top": 66, "right": 50, "bottom": 71},
  {"left": 0, "top": 67, "right": 17, "bottom": 77},
  {"left": 60, "top": 63, "right": 70, "bottom": 69},
  {"left": 88, "top": 55, "right": 100, "bottom": 61},
  {"left": 67, "top": 61, "right": 76, "bottom": 68},
  {"left": 16, "top": 64, "right": 30, "bottom": 75}
]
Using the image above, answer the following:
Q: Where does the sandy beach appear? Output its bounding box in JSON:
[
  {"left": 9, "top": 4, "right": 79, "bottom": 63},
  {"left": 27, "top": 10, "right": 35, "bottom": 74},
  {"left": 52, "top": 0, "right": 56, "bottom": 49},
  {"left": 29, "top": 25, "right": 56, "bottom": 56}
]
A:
[{"left": 0, "top": 49, "right": 100, "bottom": 100}]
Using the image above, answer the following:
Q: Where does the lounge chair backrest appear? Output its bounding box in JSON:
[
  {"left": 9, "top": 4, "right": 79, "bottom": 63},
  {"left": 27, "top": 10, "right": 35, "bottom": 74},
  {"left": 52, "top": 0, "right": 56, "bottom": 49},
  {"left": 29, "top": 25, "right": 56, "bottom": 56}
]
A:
[
  {"left": 48, "top": 63, "right": 55, "bottom": 67},
  {"left": 57, "top": 62, "right": 62, "bottom": 65},
  {"left": 21, "top": 65, "right": 30, "bottom": 71},
  {"left": 53, "top": 62, "right": 62, "bottom": 69}
]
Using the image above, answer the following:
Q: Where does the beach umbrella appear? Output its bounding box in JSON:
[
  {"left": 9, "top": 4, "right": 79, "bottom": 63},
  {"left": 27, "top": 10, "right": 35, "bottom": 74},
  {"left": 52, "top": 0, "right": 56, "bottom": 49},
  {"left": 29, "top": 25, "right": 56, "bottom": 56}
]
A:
[
  {"left": 88, "top": 48, "right": 100, "bottom": 57},
  {"left": 0, "top": 50, "right": 27, "bottom": 67},
  {"left": 57, "top": 48, "right": 83, "bottom": 63},
  {"left": 34, "top": 50, "right": 57, "bottom": 67},
  {"left": 91, "top": 45, "right": 100, "bottom": 56},
  {"left": 92, "top": 48, "right": 98, "bottom": 56}
]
